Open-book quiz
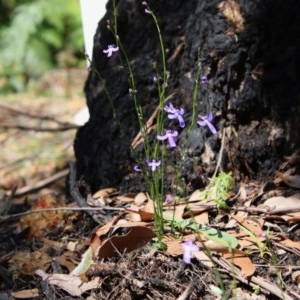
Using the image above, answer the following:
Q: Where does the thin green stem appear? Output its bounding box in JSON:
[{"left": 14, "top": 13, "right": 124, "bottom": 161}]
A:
[
  {"left": 111, "top": 0, "right": 151, "bottom": 158},
  {"left": 86, "top": 55, "right": 126, "bottom": 138}
]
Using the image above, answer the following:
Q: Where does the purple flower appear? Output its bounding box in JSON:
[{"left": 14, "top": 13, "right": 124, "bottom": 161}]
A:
[
  {"left": 260, "top": 231, "right": 267, "bottom": 238},
  {"left": 200, "top": 75, "right": 208, "bottom": 84},
  {"left": 165, "top": 193, "right": 174, "bottom": 203},
  {"left": 146, "top": 159, "right": 161, "bottom": 171},
  {"left": 153, "top": 75, "right": 158, "bottom": 83},
  {"left": 133, "top": 165, "right": 141, "bottom": 172},
  {"left": 197, "top": 112, "right": 217, "bottom": 134},
  {"left": 142, "top": 1, "right": 151, "bottom": 13},
  {"left": 182, "top": 240, "right": 199, "bottom": 264},
  {"left": 164, "top": 103, "right": 185, "bottom": 128},
  {"left": 103, "top": 44, "right": 119, "bottom": 57},
  {"left": 157, "top": 130, "right": 178, "bottom": 148}
]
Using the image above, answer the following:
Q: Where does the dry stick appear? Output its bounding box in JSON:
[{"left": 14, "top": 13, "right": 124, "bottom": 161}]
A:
[
  {"left": 232, "top": 205, "right": 300, "bottom": 215},
  {"left": 68, "top": 161, "right": 101, "bottom": 223},
  {"left": 213, "top": 128, "right": 226, "bottom": 178},
  {"left": 215, "top": 256, "right": 294, "bottom": 300},
  {"left": 0, "top": 206, "right": 125, "bottom": 224},
  {"left": 0, "top": 102, "right": 77, "bottom": 126},
  {"left": 5, "top": 169, "right": 69, "bottom": 197},
  {"left": 0, "top": 123, "right": 78, "bottom": 131},
  {"left": 68, "top": 162, "right": 122, "bottom": 224},
  {"left": 0, "top": 154, "right": 38, "bottom": 171},
  {"left": 176, "top": 280, "right": 196, "bottom": 300}
]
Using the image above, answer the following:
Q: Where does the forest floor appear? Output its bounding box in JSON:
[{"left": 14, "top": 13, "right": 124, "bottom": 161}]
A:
[{"left": 1, "top": 69, "right": 300, "bottom": 300}]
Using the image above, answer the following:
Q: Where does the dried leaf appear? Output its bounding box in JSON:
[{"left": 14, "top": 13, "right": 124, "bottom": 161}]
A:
[
  {"left": 126, "top": 204, "right": 155, "bottom": 221},
  {"left": 164, "top": 204, "right": 185, "bottom": 219},
  {"left": 11, "top": 289, "right": 39, "bottom": 298},
  {"left": 193, "top": 211, "right": 209, "bottom": 224},
  {"left": 143, "top": 197, "right": 155, "bottom": 214},
  {"left": 127, "top": 204, "right": 142, "bottom": 222},
  {"left": 280, "top": 239, "right": 300, "bottom": 251},
  {"left": 93, "top": 187, "right": 117, "bottom": 198},
  {"left": 55, "top": 251, "right": 76, "bottom": 273},
  {"left": 137, "top": 209, "right": 154, "bottom": 221},
  {"left": 98, "top": 226, "right": 155, "bottom": 258},
  {"left": 163, "top": 235, "right": 183, "bottom": 255},
  {"left": 262, "top": 194, "right": 300, "bottom": 213},
  {"left": 134, "top": 192, "right": 148, "bottom": 206},
  {"left": 36, "top": 270, "right": 100, "bottom": 297},
  {"left": 232, "top": 215, "right": 264, "bottom": 236},
  {"left": 194, "top": 251, "right": 214, "bottom": 268},
  {"left": 275, "top": 171, "right": 300, "bottom": 188},
  {"left": 117, "top": 193, "right": 136, "bottom": 203},
  {"left": 223, "top": 249, "right": 256, "bottom": 277},
  {"left": 188, "top": 189, "right": 205, "bottom": 202},
  {"left": 203, "top": 240, "right": 231, "bottom": 252}
]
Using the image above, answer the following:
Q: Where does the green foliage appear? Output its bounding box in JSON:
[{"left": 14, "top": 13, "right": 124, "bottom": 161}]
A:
[
  {"left": 205, "top": 171, "right": 234, "bottom": 208},
  {"left": 0, "top": 0, "right": 84, "bottom": 92},
  {"left": 163, "top": 213, "right": 239, "bottom": 249}
]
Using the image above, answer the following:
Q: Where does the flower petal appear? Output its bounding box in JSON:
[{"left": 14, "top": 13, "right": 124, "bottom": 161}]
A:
[
  {"left": 167, "top": 136, "right": 177, "bottom": 148},
  {"left": 167, "top": 113, "right": 177, "bottom": 120},
  {"left": 207, "top": 112, "right": 213, "bottom": 122},
  {"left": 206, "top": 122, "right": 217, "bottom": 134},
  {"left": 171, "top": 130, "right": 178, "bottom": 137},
  {"left": 157, "top": 134, "right": 167, "bottom": 141},
  {"left": 197, "top": 120, "right": 206, "bottom": 127}
]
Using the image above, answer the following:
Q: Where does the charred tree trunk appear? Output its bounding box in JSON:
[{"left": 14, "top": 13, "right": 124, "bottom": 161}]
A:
[{"left": 74, "top": 0, "right": 300, "bottom": 193}]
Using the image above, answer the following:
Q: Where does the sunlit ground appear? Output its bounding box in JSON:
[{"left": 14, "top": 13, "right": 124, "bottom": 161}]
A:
[{"left": 0, "top": 68, "right": 87, "bottom": 192}]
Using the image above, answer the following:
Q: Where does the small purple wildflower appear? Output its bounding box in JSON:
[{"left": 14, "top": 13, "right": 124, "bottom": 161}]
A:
[
  {"left": 164, "top": 103, "right": 185, "bottom": 128},
  {"left": 153, "top": 75, "right": 158, "bottom": 83},
  {"left": 103, "top": 44, "right": 119, "bottom": 57},
  {"left": 197, "top": 112, "right": 217, "bottom": 135},
  {"left": 260, "top": 231, "right": 267, "bottom": 238},
  {"left": 157, "top": 130, "right": 178, "bottom": 148},
  {"left": 133, "top": 165, "right": 141, "bottom": 172},
  {"left": 200, "top": 75, "right": 208, "bottom": 84},
  {"left": 142, "top": 1, "right": 151, "bottom": 13},
  {"left": 146, "top": 159, "right": 161, "bottom": 171},
  {"left": 182, "top": 240, "right": 199, "bottom": 264},
  {"left": 165, "top": 193, "right": 174, "bottom": 203}
]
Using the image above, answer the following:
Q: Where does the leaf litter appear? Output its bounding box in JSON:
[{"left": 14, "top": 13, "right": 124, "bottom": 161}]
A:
[{"left": 1, "top": 90, "right": 300, "bottom": 299}]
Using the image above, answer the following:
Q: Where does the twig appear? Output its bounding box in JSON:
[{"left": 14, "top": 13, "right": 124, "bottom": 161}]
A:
[
  {"left": 0, "top": 103, "right": 77, "bottom": 126},
  {"left": 69, "top": 162, "right": 106, "bottom": 224},
  {"left": 213, "top": 128, "right": 226, "bottom": 178},
  {"left": 232, "top": 205, "right": 300, "bottom": 215},
  {"left": 5, "top": 169, "right": 69, "bottom": 197},
  {"left": 0, "top": 123, "right": 78, "bottom": 131},
  {"left": 176, "top": 280, "right": 196, "bottom": 300},
  {"left": 215, "top": 256, "right": 294, "bottom": 300},
  {"left": 0, "top": 206, "right": 125, "bottom": 224}
]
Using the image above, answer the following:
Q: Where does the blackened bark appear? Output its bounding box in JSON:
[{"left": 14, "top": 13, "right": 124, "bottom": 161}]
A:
[{"left": 74, "top": 0, "right": 300, "bottom": 192}]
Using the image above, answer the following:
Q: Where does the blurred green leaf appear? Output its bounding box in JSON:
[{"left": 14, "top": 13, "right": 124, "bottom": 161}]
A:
[
  {"left": 42, "top": 28, "right": 63, "bottom": 49},
  {"left": 0, "top": 0, "right": 84, "bottom": 92},
  {"left": 24, "top": 39, "right": 52, "bottom": 77}
]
